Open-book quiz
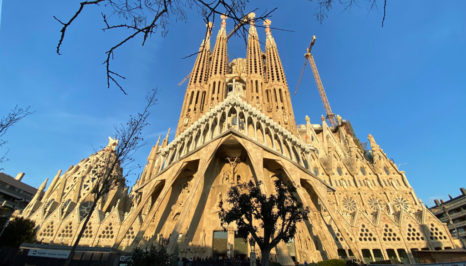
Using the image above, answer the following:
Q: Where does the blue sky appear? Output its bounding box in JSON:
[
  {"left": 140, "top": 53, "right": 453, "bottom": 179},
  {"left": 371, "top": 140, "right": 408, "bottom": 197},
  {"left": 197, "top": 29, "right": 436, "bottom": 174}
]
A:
[{"left": 0, "top": 1, "right": 465, "bottom": 206}]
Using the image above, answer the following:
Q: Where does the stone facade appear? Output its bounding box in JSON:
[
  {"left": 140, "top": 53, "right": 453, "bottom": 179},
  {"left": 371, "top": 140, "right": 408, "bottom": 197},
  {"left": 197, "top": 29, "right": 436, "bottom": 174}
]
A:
[{"left": 19, "top": 15, "right": 462, "bottom": 264}]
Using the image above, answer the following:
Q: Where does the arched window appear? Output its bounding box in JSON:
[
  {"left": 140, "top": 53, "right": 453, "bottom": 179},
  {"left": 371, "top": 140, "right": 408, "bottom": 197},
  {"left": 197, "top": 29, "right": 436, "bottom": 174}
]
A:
[
  {"left": 384, "top": 166, "right": 390, "bottom": 175},
  {"left": 337, "top": 167, "right": 343, "bottom": 176},
  {"left": 360, "top": 167, "right": 366, "bottom": 176}
]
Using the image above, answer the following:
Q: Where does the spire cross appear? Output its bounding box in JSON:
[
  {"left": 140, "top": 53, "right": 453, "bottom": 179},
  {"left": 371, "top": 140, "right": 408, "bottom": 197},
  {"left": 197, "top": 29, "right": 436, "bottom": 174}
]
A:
[
  {"left": 206, "top": 21, "right": 213, "bottom": 36},
  {"left": 247, "top": 12, "right": 255, "bottom": 25},
  {"left": 264, "top": 19, "right": 272, "bottom": 35},
  {"left": 221, "top": 14, "right": 227, "bottom": 28}
]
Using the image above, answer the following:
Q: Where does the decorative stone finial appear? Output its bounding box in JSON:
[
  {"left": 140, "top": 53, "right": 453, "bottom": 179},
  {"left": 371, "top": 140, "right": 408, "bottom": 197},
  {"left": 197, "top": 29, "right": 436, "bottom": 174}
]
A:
[
  {"left": 337, "top": 115, "right": 342, "bottom": 125},
  {"left": 155, "top": 134, "right": 162, "bottom": 147},
  {"left": 15, "top": 172, "right": 25, "bottom": 181},
  {"left": 305, "top": 115, "right": 310, "bottom": 123},
  {"left": 221, "top": 14, "right": 227, "bottom": 28},
  {"left": 247, "top": 12, "right": 255, "bottom": 26},
  {"left": 247, "top": 12, "right": 256, "bottom": 25},
  {"left": 368, "top": 134, "right": 380, "bottom": 150},
  {"left": 107, "top": 137, "right": 119, "bottom": 151},
  {"left": 320, "top": 114, "right": 326, "bottom": 122},
  {"left": 38, "top": 177, "right": 48, "bottom": 192},
  {"left": 207, "top": 21, "right": 213, "bottom": 29},
  {"left": 264, "top": 19, "right": 271, "bottom": 35},
  {"left": 162, "top": 128, "right": 171, "bottom": 148}
]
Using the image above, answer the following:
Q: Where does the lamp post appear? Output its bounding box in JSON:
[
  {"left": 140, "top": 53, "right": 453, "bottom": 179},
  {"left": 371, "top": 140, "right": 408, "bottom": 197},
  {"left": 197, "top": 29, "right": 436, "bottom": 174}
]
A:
[{"left": 249, "top": 237, "right": 256, "bottom": 266}]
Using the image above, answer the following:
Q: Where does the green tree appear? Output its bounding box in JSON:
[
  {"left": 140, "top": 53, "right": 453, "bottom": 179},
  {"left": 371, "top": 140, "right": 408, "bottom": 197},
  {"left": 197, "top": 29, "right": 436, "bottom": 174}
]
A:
[
  {"left": 129, "top": 245, "right": 173, "bottom": 266},
  {"left": 0, "top": 217, "right": 36, "bottom": 248},
  {"left": 218, "top": 177, "right": 309, "bottom": 266}
]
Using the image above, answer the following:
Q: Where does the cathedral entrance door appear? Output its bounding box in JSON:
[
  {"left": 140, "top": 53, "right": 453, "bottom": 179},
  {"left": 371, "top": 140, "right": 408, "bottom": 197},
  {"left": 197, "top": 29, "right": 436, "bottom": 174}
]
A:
[
  {"left": 234, "top": 231, "right": 248, "bottom": 259},
  {"left": 212, "top": 231, "right": 228, "bottom": 258}
]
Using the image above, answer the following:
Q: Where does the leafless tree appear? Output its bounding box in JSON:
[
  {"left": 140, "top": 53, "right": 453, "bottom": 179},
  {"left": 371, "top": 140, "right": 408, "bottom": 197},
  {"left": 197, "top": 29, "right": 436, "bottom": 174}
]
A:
[
  {"left": 54, "top": 0, "right": 276, "bottom": 94},
  {"left": 63, "top": 89, "right": 157, "bottom": 266},
  {"left": 0, "top": 106, "right": 33, "bottom": 169}
]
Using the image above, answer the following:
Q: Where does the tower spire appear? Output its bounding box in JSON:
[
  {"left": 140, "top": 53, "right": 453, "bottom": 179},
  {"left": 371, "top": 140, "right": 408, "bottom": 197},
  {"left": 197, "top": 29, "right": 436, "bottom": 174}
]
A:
[
  {"left": 176, "top": 22, "right": 213, "bottom": 136},
  {"left": 206, "top": 14, "right": 229, "bottom": 108},
  {"left": 246, "top": 13, "right": 264, "bottom": 109},
  {"left": 263, "top": 19, "right": 297, "bottom": 134}
]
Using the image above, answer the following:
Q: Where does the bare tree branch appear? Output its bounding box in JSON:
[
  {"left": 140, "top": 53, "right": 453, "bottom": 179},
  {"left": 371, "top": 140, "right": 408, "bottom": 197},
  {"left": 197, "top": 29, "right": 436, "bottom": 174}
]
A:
[
  {"left": 311, "top": 0, "right": 388, "bottom": 27},
  {"left": 54, "top": 0, "right": 277, "bottom": 93},
  {"left": 54, "top": 0, "right": 388, "bottom": 93},
  {"left": 382, "top": 0, "right": 387, "bottom": 27},
  {"left": 54, "top": 0, "right": 105, "bottom": 55},
  {"left": 0, "top": 106, "right": 33, "bottom": 169}
]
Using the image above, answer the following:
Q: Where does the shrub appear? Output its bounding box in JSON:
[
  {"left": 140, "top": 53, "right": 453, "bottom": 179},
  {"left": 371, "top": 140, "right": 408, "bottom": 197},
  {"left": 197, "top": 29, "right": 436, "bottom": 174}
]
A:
[
  {"left": 0, "top": 217, "right": 36, "bottom": 248},
  {"left": 129, "top": 245, "right": 173, "bottom": 266},
  {"left": 316, "top": 259, "right": 347, "bottom": 266}
]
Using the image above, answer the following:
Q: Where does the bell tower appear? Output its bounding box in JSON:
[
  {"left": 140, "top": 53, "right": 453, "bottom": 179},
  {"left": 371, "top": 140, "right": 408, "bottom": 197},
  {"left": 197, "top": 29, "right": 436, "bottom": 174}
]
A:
[
  {"left": 176, "top": 22, "right": 213, "bottom": 136},
  {"left": 263, "top": 19, "right": 297, "bottom": 134},
  {"left": 176, "top": 15, "right": 297, "bottom": 137},
  {"left": 245, "top": 13, "right": 264, "bottom": 110},
  {"left": 176, "top": 15, "right": 230, "bottom": 136}
]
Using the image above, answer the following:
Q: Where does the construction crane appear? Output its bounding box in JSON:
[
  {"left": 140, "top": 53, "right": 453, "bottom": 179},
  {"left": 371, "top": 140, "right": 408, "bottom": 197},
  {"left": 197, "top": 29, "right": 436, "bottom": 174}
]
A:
[
  {"left": 295, "top": 35, "right": 337, "bottom": 127},
  {"left": 178, "top": 72, "right": 191, "bottom": 86}
]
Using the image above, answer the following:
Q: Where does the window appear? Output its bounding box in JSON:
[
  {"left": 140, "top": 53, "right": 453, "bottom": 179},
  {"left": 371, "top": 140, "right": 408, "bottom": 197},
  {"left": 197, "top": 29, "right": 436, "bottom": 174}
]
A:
[
  {"left": 337, "top": 167, "right": 343, "bottom": 176},
  {"left": 386, "top": 249, "right": 397, "bottom": 262},
  {"left": 373, "top": 249, "right": 384, "bottom": 262},
  {"left": 384, "top": 166, "right": 390, "bottom": 175},
  {"left": 397, "top": 249, "right": 409, "bottom": 264},
  {"left": 361, "top": 249, "right": 373, "bottom": 264},
  {"left": 360, "top": 167, "right": 366, "bottom": 176},
  {"left": 337, "top": 249, "right": 347, "bottom": 259}
]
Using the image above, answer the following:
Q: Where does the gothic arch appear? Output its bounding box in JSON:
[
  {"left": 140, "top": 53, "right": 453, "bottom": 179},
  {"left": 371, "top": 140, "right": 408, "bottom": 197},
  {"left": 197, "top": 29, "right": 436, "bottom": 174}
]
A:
[
  {"left": 210, "top": 117, "right": 218, "bottom": 139},
  {"left": 194, "top": 130, "right": 201, "bottom": 150},
  {"left": 264, "top": 127, "right": 273, "bottom": 148},
  {"left": 238, "top": 111, "right": 246, "bottom": 133},
  {"left": 273, "top": 133, "right": 283, "bottom": 154},
  {"left": 177, "top": 142, "right": 185, "bottom": 160},
  {"left": 227, "top": 106, "right": 237, "bottom": 128},
  {"left": 247, "top": 116, "right": 255, "bottom": 139},
  {"left": 186, "top": 135, "right": 193, "bottom": 154},
  {"left": 256, "top": 122, "right": 264, "bottom": 144},
  {"left": 183, "top": 136, "right": 259, "bottom": 245},
  {"left": 151, "top": 160, "right": 199, "bottom": 238},
  {"left": 202, "top": 124, "right": 209, "bottom": 144},
  {"left": 292, "top": 146, "right": 302, "bottom": 165},
  {"left": 283, "top": 141, "right": 292, "bottom": 160},
  {"left": 219, "top": 112, "right": 226, "bottom": 134}
]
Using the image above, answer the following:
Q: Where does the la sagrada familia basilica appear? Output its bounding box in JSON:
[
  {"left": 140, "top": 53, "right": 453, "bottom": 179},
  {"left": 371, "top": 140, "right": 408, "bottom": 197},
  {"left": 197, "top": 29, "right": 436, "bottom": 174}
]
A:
[{"left": 18, "top": 14, "right": 461, "bottom": 264}]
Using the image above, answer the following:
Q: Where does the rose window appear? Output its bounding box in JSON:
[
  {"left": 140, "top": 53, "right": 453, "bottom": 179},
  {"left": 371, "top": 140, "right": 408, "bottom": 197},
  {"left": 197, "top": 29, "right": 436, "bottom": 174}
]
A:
[{"left": 343, "top": 196, "right": 357, "bottom": 212}]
